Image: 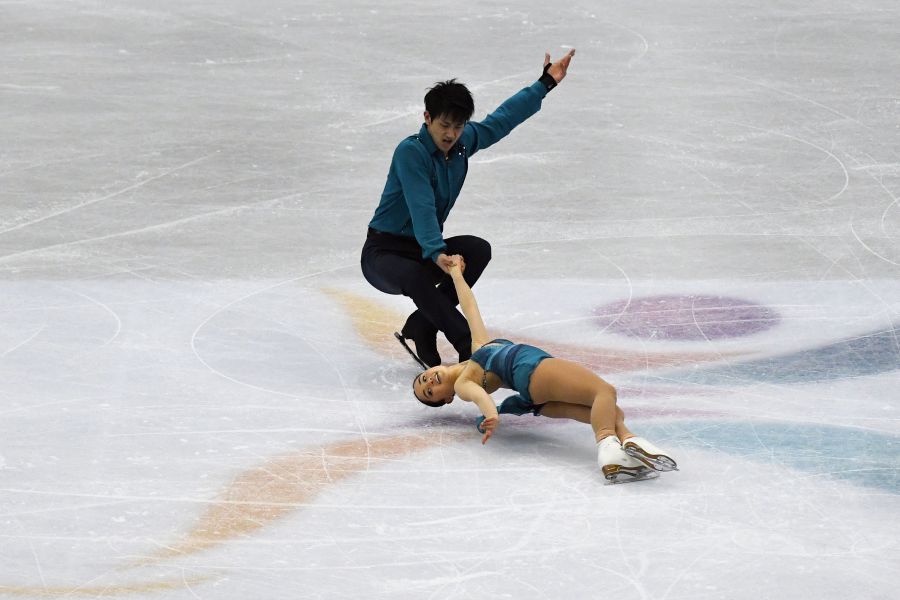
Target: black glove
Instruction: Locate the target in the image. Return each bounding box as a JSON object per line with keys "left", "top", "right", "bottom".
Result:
{"left": 538, "top": 62, "right": 557, "bottom": 92}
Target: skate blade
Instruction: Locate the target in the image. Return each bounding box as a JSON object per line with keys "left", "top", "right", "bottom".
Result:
{"left": 623, "top": 445, "right": 679, "bottom": 472}
{"left": 603, "top": 465, "right": 660, "bottom": 484}
{"left": 393, "top": 331, "right": 429, "bottom": 370}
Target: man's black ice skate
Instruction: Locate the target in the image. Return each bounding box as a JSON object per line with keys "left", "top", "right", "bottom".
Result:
{"left": 394, "top": 332, "right": 431, "bottom": 370}
{"left": 398, "top": 318, "right": 441, "bottom": 368}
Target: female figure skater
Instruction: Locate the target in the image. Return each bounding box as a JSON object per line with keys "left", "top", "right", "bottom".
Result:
{"left": 412, "top": 257, "right": 678, "bottom": 483}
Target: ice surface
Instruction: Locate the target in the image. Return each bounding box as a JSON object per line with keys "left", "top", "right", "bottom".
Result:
{"left": 1, "top": 1, "right": 899, "bottom": 598}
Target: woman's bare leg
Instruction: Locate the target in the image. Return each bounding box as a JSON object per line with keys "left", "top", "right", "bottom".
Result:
{"left": 527, "top": 358, "right": 618, "bottom": 443}
{"left": 540, "top": 404, "right": 636, "bottom": 444}
{"left": 539, "top": 402, "right": 590, "bottom": 423}
{"left": 529, "top": 360, "right": 660, "bottom": 480}
{"left": 615, "top": 407, "right": 635, "bottom": 442}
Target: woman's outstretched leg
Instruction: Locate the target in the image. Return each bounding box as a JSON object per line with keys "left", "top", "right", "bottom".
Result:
{"left": 529, "top": 359, "right": 659, "bottom": 482}
{"left": 537, "top": 404, "right": 637, "bottom": 447}
{"left": 538, "top": 402, "right": 589, "bottom": 423}
{"left": 528, "top": 359, "right": 618, "bottom": 442}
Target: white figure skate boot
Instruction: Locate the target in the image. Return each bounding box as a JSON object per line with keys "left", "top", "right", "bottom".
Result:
{"left": 597, "top": 436, "right": 659, "bottom": 484}
{"left": 622, "top": 436, "right": 678, "bottom": 472}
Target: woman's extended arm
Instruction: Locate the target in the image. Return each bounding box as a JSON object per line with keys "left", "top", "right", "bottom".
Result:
{"left": 447, "top": 259, "right": 490, "bottom": 350}
{"left": 454, "top": 378, "right": 499, "bottom": 444}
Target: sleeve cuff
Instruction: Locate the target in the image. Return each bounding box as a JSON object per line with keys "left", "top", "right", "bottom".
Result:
{"left": 538, "top": 61, "right": 558, "bottom": 93}
{"left": 429, "top": 248, "right": 448, "bottom": 262}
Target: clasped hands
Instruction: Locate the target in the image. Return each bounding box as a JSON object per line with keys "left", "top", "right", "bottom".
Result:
{"left": 436, "top": 253, "right": 466, "bottom": 274}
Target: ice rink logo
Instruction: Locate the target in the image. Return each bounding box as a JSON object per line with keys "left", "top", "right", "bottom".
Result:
{"left": 3, "top": 283, "right": 895, "bottom": 596}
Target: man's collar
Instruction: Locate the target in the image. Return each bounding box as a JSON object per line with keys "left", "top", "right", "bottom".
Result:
{"left": 417, "top": 123, "right": 439, "bottom": 155}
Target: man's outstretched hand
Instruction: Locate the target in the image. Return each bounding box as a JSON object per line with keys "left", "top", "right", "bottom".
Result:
{"left": 544, "top": 48, "right": 576, "bottom": 84}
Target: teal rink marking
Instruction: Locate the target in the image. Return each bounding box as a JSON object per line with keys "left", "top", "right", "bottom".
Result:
{"left": 637, "top": 420, "right": 900, "bottom": 494}
{"left": 649, "top": 327, "right": 900, "bottom": 385}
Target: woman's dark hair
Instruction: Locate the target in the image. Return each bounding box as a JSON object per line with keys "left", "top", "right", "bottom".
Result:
{"left": 412, "top": 373, "right": 447, "bottom": 407}
{"left": 424, "top": 79, "right": 474, "bottom": 124}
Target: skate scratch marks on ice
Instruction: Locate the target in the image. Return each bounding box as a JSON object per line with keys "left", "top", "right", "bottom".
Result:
{"left": 0, "top": 154, "right": 214, "bottom": 238}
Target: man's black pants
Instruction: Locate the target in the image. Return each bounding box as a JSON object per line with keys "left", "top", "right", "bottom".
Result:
{"left": 360, "top": 228, "right": 491, "bottom": 360}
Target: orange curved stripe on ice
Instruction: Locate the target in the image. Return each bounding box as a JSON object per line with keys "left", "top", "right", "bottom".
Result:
{"left": 0, "top": 433, "right": 464, "bottom": 594}
{"left": 0, "top": 576, "right": 211, "bottom": 598}
{"left": 148, "top": 430, "right": 462, "bottom": 562}
{"left": 325, "top": 288, "right": 744, "bottom": 372}
{"left": 322, "top": 287, "right": 401, "bottom": 349}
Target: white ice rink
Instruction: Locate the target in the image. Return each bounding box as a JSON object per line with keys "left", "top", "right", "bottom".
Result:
{"left": 2, "top": 1, "right": 899, "bottom": 598}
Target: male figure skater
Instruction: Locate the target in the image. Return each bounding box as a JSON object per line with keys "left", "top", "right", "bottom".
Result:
{"left": 361, "top": 49, "right": 576, "bottom": 367}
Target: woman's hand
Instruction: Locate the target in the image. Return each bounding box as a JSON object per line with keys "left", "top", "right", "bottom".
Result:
{"left": 480, "top": 416, "right": 498, "bottom": 444}
{"left": 447, "top": 254, "right": 466, "bottom": 274}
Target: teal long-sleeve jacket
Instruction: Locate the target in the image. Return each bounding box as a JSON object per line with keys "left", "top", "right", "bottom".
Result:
{"left": 368, "top": 80, "right": 549, "bottom": 262}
